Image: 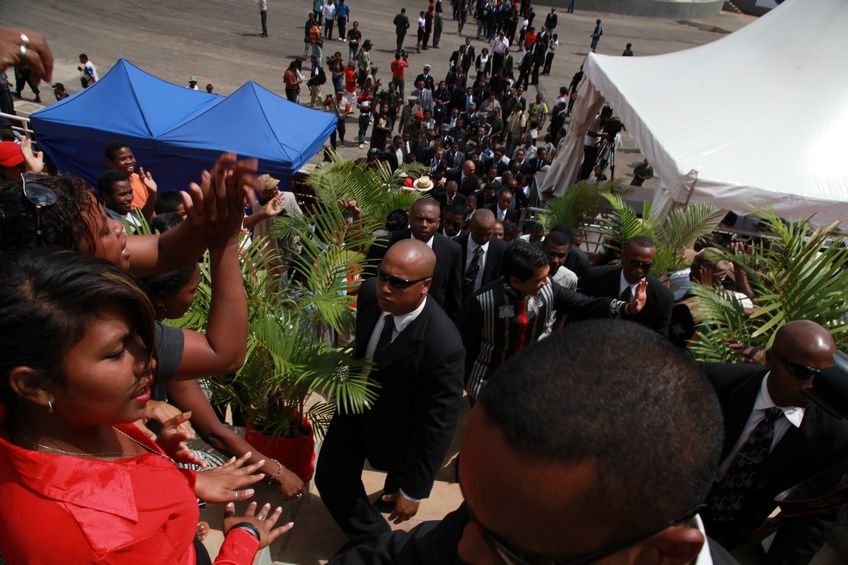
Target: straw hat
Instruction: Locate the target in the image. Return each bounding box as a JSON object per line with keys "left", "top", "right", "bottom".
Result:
{"left": 258, "top": 173, "right": 281, "bottom": 192}
{"left": 413, "top": 176, "right": 434, "bottom": 191}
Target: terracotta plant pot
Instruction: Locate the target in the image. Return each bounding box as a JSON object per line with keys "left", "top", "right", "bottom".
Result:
{"left": 245, "top": 420, "right": 316, "bottom": 482}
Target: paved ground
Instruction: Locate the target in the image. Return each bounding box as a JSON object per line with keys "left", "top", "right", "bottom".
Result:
{"left": 4, "top": 0, "right": 754, "bottom": 179}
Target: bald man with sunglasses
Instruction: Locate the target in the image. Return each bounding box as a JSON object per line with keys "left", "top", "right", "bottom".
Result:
{"left": 316, "top": 239, "right": 465, "bottom": 550}
{"left": 700, "top": 320, "right": 848, "bottom": 564}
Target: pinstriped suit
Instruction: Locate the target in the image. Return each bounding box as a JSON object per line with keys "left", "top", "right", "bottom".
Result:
{"left": 459, "top": 278, "right": 623, "bottom": 400}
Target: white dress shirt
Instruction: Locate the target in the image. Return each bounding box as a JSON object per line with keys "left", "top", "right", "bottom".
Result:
{"left": 410, "top": 232, "right": 434, "bottom": 248}
{"left": 717, "top": 372, "right": 805, "bottom": 478}
{"left": 618, "top": 270, "right": 639, "bottom": 300}
{"left": 495, "top": 205, "right": 509, "bottom": 222}
{"left": 465, "top": 237, "right": 489, "bottom": 291}
{"left": 364, "top": 297, "right": 428, "bottom": 361}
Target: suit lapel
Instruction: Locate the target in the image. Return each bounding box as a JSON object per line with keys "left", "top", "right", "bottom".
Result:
{"left": 356, "top": 281, "right": 381, "bottom": 359}
{"left": 722, "top": 371, "right": 766, "bottom": 457}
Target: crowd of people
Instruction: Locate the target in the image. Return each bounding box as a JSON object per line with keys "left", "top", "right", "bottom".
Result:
{"left": 0, "top": 5, "right": 846, "bottom": 565}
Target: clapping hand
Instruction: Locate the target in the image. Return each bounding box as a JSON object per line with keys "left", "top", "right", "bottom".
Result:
{"left": 138, "top": 166, "right": 158, "bottom": 195}
{"left": 0, "top": 27, "right": 53, "bottom": 83}
{"left": 223, "top": 501, "right": 294, "bottom": 549}
{"left": 155, "top": 411, "right": 203, "bottom": 467}
{"left": 181, "top": 153, "right": 259, "bottom": 250}
{"left": 19, "top": 135, "right": 44, "bottom": 174}
{"left": 194, "top": 451, "right": 265, "bottom": 503}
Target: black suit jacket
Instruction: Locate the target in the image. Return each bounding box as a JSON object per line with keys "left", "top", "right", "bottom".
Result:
{"left": 347, "top": 278, "right": 465, "bottom": 499}
{"left": 486, "top": 203, "right": 519, "bottom": 225}
{"left": 701, "top": 363, "right": 848, "bottom": 565}
{"left": 366, "top": 229, "right": 463, "bottom": 321}
{"left": 446, "top": 168, "right": 480, "bottom": 196}
{"left": 434, "top": 190, "right": 467, "bottom": 212}
{"left": 454, "top": 233, "right": 507, "bottom": 298}
{"left": 578, "top": 265, "right": 673, "bottom": 336}
{"left": 331, "top": 504, "right": 740, "bottom": 565}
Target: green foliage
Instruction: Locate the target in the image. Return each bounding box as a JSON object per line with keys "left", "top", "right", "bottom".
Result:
{"left": 540, "top": 180, "right": 628, "bottom": 230}
{"left": 600, "top": 194, "right": 726, "bottom": 279}
{"left": 690, "top": 214, "right": 848, "bottom": 362}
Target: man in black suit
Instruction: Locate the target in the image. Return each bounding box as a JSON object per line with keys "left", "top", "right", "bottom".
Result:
{"left": 433, "top": 179, "right": 466, "bottom": 212}
{"left": 332, "top": 320, "right": 732, "bottom": 564}
{"left": 578, "top": 236, "right": 673, "bottom": 336}
{"left": 316, "top": 239, "right": 465, "bottom": 549}
{"left": 384, "top": 135, "right": 407, "bottom": 171}
{"left": 446, "top": 159, "right": 480, "bottom": 196}
{"left": 366, "top": 199, "right": 463, "bottom": 320}
{"left": 487, "top": 187, "right": 519, "bottom": 225}
{"left": 701, "top": 320, "right": 848, "bottom": 564}
{"left": 454, "top": 208, "right": 507, "bottom": 301}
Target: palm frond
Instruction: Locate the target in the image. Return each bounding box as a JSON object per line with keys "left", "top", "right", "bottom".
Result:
{"left": 690, "top": 212, "right": 848, "bottom": 360}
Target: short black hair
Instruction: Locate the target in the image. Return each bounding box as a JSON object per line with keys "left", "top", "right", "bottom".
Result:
{"left": 625, "top": 235, "right": 656, "bottom": 251}
{"left": 445, "top": 202, "right": 467, "bottom": 218}
{"left": 155, "top": 191, "right": 184, "bottom": 215}
{"left": 104, "top": 141, "right": 129, "bottom": 162}
{"left": 501, "top": 241, "right": 547, "bottom": 282}
{"left": 479, "top": 320, "right": 723, "bottom": 534}
{"left": 96, "top": 169, "right": 128, "bottom": 196}
{"left": 385, "top": 208, "right": 409, "bottom": 232}
{"left": 151, "top": 212, "right": 184, "bottom": 234}
{"left": 544, "top": 230, "right": 570, "bottom": 247}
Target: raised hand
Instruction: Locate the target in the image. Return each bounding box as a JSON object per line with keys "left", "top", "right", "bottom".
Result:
{"left": 0, "top": 28, "right": 53, "bottom": 84}
{"left": 181, "top": 153, "right": 259, "bottom": 250}
{"left": 194, "top": 451, "right": 265, "bottom": 503}
{"left": 138, "top": 166, "right": 158, "bottom": 194}
{"left": 19, "top": 135, "right": 44, "bottom": 174}
{"left": 223, "top": 501, "right": 294, "bottom": 549}
{"left": 628, "top": 278, "right": 648, "bottom": 315}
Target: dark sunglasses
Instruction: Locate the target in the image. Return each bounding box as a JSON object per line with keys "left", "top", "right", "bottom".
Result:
{"left": 772, "top": 350, "right": 822, "bottom": 380}
{"left": 461, "top": 481, "right": 702, "bottom": 565}
{"left": 21, "top": 174, "right": 58, "bottom": 247}
{"left": 627, "top": 258, "right": 653, "bottom": 271}
{"left": 377, "top": 268, "right": 431, "bottom": 290}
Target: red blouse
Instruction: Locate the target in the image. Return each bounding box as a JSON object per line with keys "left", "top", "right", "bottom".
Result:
{"left": 0, "top": 421, "right": 259, "bottom": 564}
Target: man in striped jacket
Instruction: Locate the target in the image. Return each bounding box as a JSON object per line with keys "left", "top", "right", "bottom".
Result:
{"left": 460, "top": 241, "right": 647, "bottom": 400}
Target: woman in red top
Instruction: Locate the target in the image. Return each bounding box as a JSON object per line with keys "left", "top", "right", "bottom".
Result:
{"left": 0, "top": 251, "right": 293, "bottom": 564}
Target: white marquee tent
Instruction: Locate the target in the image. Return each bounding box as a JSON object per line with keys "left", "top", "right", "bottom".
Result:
{"left": 539, "top": 0, "right": 848, "bottom": 225}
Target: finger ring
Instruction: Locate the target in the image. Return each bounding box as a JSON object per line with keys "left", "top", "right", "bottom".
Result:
{"left": 20, "top": 33, "right": 30, "bottom": 48}
{"left": 295, "top": 492, "right": 303, "bottom": 500}
{"left": 18, "top": 45, "right": 27, "bottom": 64}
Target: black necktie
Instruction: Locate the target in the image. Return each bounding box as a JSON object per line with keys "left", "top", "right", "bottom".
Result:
{"left": 375, "top": 314, "right": 395, "bottom": 354}
{"left": 463, "top": 246, "right": 484, "bottom": 296}
{"left": 707, "top": 407, "right": 784, "bottom": 524}
{"left": 619, "top": 285, "right": 632, "bottom": 302}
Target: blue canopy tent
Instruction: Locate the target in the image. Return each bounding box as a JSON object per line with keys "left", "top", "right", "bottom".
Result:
{"left": 30, "top": 59, "right": 335, "bottom": 190}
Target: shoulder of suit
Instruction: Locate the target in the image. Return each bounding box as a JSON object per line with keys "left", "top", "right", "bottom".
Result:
{"left": 646, "top": 274, "right": 674, "bottom": 298}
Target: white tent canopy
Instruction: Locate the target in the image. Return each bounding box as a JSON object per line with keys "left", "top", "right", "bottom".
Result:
{"left": 540, "top": 0, "right": 848, "bottom": 225}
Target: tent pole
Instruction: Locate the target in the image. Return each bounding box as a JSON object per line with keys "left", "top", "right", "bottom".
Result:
{"left": 683, "top": 170, "right": 699, "bottom": 207}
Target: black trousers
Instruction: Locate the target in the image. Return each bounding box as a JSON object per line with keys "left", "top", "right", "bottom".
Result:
{"left": 14, "top": 66, "right": 39, "bottom": 96}
{"left": 337, "top": 16, "right": 347, "bottom": 38}
{"left": 325, "top": 18, "right": 334, "bottom": 39}
{"left": 315, "top": 414, "right": 395, "bottom": 546}
{"left": 260, "top": 10, "right": 268, "bottom": 35}
{"left": 396, "top": 32, "right": 405, "bottom": 52}
{"left": 543, "top": 51, "right": 555, "bottom": 74}
{"left": 578, "top": 145, "right": 600, "bottom": 180}
{"left": 330, "top": 120, "right": 346, "bottom": 149}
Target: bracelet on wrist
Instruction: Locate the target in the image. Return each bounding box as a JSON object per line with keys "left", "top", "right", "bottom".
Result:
{"left": 267, "top": 458, "right": 283, "bottom": 484}
{"left": 231, "top": 522, "right": 261, "bottom": 541}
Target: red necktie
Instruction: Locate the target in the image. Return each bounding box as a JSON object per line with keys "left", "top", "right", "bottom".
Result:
{"left": 515, "top": 297, "right": 529, "bottom": 352}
